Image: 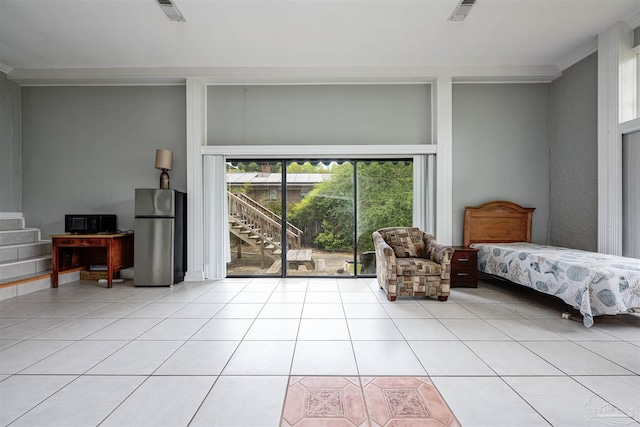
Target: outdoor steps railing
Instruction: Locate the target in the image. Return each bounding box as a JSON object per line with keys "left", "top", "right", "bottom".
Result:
{"left": 228, "top": 192, "right": 303, "bottom": 250}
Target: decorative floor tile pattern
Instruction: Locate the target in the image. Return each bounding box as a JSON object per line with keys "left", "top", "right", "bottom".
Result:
{"left": 282, "top": 377, "right": 367, "bottom": 427}
{"left": 281, "top": 376, "right": 460, "bottom": 427}
{"left": 363, "top": 377, "right": 460, "bottom": 427}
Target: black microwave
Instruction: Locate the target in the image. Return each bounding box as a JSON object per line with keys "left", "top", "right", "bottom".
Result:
{"left": 65, "top": 214, "right": 117, "bottom": 234}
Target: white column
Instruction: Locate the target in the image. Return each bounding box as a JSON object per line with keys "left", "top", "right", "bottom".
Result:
{"left": 598, "top": 22, "right": 633, "bottom": 255}
{"left": 434, "top": 75, "right": 453, "bottom": 245}
{"left": 184, "top": 78, "right": 206, "bottom": 281}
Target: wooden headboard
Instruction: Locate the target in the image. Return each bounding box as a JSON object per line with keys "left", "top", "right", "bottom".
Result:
{"left": 463, "top": 200, "right": 535, "bottom": 247}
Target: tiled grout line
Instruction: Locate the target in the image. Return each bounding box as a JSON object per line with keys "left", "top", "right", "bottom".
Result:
{"left": 277, "top": 278, "right": 309, "bottom": 426}
{"left": 175, "top": 277, "right": 259, "bottom": 425}
{"left": 426, "top": 293, "right": 573, "bottom": 424}
{"left": 337, "top": 278, "right": 453, "bottom": 424}
{"left": 6, "top": 283, "right": 187, "bottom": 374}
{"left": 572, "top": 340, "right": 640, "bottom": 372}
{"left": 2, "top": 278, "right": 639, "bottom": 426}
{"left": 89, "top": 279, "right": 260, "bottom": 427}
{"left": 336, "top": 278, "right": 362, "bottom": 380}
{"left": 566, "top": 375, "right": 639, "bottom": 420}
{"left": 195, "top": 278, "right": 295, "bottom": 381}
{"left": 499, "top": 376, "right": 555, "bottom": 427}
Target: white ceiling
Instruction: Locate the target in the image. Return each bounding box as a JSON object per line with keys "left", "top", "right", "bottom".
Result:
{"left": 1, "top": 0, "right": 639, "bottom": 83}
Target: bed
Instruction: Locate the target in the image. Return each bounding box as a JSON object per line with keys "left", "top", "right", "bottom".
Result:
{"left": 463, "top": 200, "right": 640, "bottom": 327}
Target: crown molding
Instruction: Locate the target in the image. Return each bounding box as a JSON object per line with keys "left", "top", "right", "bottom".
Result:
{"left": 6, "top": 64, "right": 562, "bottom": 86}
{"left": 556, "top": 38, "right": 598, "bottom": 71}
{"left": 555, "top": 14, "right": 640, "bottom": 73}
{"left": 628, "top": 12, "right": 640, "bottom": 29}
{"left": 7, "top": 67, "right": 186, "bottom": 86}
{"left": 0, "top": 62, "right": 13, "bottom": 74}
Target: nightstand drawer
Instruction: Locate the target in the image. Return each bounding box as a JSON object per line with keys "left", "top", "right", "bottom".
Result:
{"left": 452, "top": 269, "right": 477, "bottom": 281}
{"left": 451, "top": 252, "right": 474, "bottom": 264}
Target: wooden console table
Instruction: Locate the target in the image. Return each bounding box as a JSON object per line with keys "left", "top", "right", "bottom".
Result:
{"left": 51, "top": 233, "right": 134, "bottom": 288}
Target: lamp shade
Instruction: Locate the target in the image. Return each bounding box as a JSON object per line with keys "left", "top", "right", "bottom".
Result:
{"left": 155, "top": 149, "right": 173, "bottom": 171}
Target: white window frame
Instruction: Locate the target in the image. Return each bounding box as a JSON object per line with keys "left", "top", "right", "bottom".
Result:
{"left": 202, "top": 146, "right": 438, "bottom": 279}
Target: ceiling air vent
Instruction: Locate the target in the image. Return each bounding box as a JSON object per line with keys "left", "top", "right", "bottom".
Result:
{"left": 156, "top": 0, "right": 186, "bottom": 22}
{"left": 448, "top": 0, "right": 477, "bottom": 22}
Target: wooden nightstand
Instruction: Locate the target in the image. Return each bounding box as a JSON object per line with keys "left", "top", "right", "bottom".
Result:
{"left": 450, "top": 246, "right": 478, "bottom": 288}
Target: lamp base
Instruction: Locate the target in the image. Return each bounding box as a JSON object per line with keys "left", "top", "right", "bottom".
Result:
{"left": 159, "top": 170, "right": 170, "bottom": 189}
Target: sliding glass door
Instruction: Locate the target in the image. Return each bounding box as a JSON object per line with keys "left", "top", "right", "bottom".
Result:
{"left": 285, "top": 161, "right": 355, "bottom": 277}
{"left": 225, "top": 158, "right": 412, "bottom": 277}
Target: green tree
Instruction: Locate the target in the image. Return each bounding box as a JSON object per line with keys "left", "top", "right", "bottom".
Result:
{"left": 289, "top": 162, "right": 354, "bottom": 251}
{"left": 356, "top": 161, "right": 412, "bottom": 251}
{"left": 288, "top": 161, "right": 412, "bottom": 252}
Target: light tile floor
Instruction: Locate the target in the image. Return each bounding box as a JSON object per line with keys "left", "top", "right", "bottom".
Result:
{"left": 0, "top": 277, "right": 639, "bottom": 427}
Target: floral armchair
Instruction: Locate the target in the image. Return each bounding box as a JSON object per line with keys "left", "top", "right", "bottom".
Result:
{"left": 372, "top": 227, "right": 453, "bottom": 301}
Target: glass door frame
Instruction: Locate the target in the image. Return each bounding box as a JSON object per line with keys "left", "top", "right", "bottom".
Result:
{"left": 225, "top": 157, "right": 414, "bottom": 279}
{"left": 202, "top": 146, "right": 437, "bottom": 281}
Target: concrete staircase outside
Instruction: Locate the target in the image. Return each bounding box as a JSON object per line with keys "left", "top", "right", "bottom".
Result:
{"left": 0, "top": 215, "right": 78, "bottom": 301}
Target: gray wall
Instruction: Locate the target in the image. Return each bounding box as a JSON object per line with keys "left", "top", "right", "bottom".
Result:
{"left": 548, "top": 53, "right": 598, "bottom": 251}
{"left": 452, "top": 84, "right": 551, "bottom": 245}
{"left": 207, "top": 84, "right": 432, "bottom": 145}
{"left": 0, "top": 71, "right": 22, "bottom": 212}
{"left": 22, "top": 86, "right": 186, "bottom": 238}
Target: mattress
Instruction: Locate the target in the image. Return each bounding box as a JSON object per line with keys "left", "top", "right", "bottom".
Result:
{"left": 471, "top": 242, "right": 640, "bottom": 327}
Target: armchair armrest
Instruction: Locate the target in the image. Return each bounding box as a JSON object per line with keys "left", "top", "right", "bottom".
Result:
{"left": 425, "top": 239, "right": 453, "bottom": 264}
{"left": 372, "top": 231, "right": 396, "bottom": 268}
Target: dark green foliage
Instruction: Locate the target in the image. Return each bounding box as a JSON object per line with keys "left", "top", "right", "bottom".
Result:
{"left": 288, "top": 161, "right": 412, "bottom": 252}
{"left": 356, "top": 161, "right": 413, "bottom": 251}
{"left": 288, "top": 163, "right": 354, "bottom": 251}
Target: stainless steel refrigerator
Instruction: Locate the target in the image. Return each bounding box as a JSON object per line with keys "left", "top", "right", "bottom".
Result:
{"left": 134, "top": 189, "right": 186, "bottom": 287}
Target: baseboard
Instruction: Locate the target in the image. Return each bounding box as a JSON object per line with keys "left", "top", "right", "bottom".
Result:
{"left": 184, "top": 270, "right": 206, "bottom": 282}
{"left": 0, "top": 267, "right": 83, "bottom": 301}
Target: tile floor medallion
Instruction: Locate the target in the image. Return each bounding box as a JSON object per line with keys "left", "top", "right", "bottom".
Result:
{"left": 281, "top": 376, "right": 459, "bottom": 427}
{"left": 282, "top": 376, "right": 367, "bottom": 426}
{"left": 362, "top": 377, "right": 460, "bottom": 427}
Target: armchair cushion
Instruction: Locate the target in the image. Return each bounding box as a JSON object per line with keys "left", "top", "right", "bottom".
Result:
{"left": 378, "top": 227, "right": 426, "bottom": 258}
{"left": 395, "top": 258, "right": 441, "bottom": 276}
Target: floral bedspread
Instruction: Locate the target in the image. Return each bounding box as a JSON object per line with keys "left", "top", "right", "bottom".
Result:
{"left": 471, "top": 242, "right": 640, "bottom": 327}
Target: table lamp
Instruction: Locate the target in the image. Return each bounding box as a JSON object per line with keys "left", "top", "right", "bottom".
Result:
{"left": 155, "top": 149, "right": 173, "bottom": 189}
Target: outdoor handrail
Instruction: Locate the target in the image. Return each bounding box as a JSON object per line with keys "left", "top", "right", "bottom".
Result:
{"left": 231, "top": 192, "right": 304, "bottom": 237}
{"left": 228, "top": 192, "right": 302, "bottom": 249}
